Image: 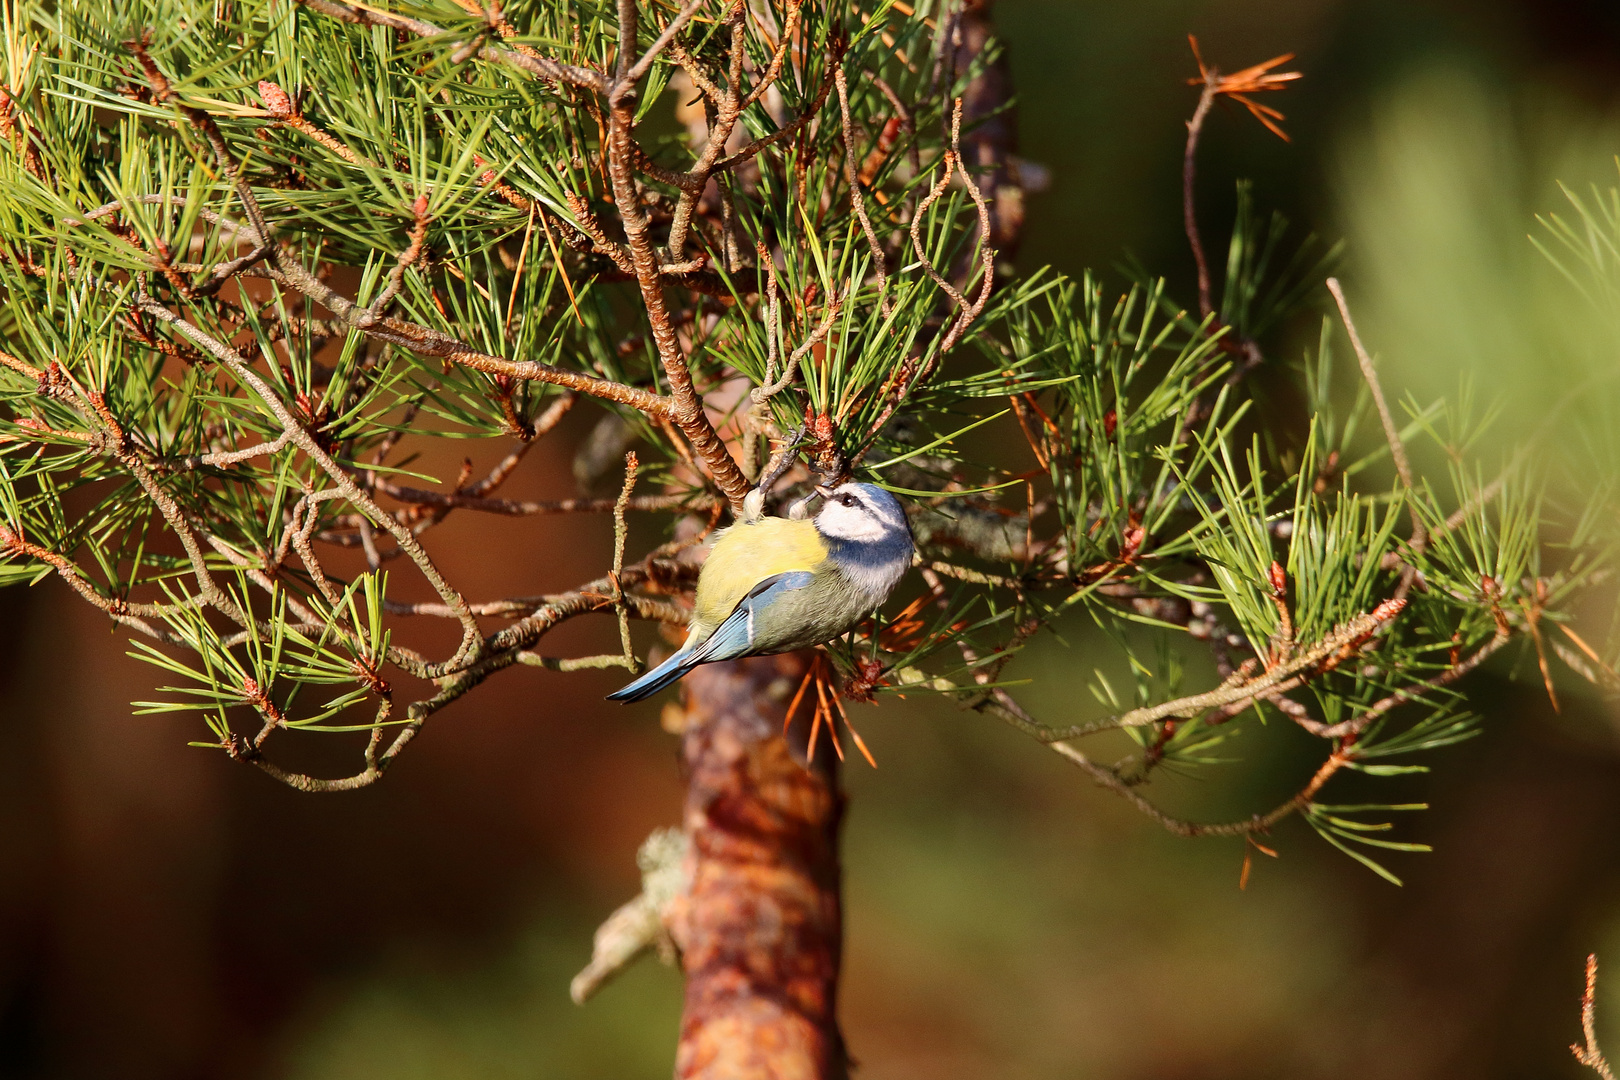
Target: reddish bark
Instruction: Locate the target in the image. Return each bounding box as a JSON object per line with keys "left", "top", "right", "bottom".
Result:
{"left": 668, "top": 653, "right": 847, "bottom": 1080}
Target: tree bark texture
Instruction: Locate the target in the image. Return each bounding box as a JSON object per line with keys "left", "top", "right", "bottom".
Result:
{"left": 669, "top": 653, "right": 847, "bottom": 1080}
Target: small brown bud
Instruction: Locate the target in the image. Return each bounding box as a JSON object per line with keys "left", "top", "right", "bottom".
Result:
{"left": 1268, "top": 560, "right": 1286, "bottom": 596}
{"left": 257, "top": 80, "right": 294, "bottom": 118}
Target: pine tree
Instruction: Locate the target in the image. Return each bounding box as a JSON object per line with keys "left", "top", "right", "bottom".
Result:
{"left": 0, "top": 1, "right": 1613, "bottom": 1075}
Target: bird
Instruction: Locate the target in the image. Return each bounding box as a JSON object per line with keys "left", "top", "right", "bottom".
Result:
{"left": 607, "top": 481, "right": 914, "bottom": 702}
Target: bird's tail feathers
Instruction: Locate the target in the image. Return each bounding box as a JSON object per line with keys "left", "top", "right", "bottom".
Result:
{"left": 605, "top": 646, "right": 696, "bottom": 703}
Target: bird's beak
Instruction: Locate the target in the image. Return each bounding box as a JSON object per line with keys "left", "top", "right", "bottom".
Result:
{"left": 814, "top": 485, "right": 833, "bottom": 498}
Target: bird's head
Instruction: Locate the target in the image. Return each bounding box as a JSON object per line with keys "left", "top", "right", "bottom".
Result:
{"left": 812, "top": 482, "right": 911, "bottom": 546}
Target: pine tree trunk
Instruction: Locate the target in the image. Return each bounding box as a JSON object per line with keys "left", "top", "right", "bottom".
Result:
{"left": 667, "top": 653, "right": 846, "bottom": 1080}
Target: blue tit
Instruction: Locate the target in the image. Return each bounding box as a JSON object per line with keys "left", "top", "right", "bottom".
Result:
{"left": 607, "top": 482, "right": 914, "bottom": 702}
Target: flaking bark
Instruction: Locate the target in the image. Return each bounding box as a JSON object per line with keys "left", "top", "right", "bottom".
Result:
{"left": 668, "top": 654, "right": 847, "bottom": 1080}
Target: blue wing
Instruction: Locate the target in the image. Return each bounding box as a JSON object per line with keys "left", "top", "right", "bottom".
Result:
{"left": 606, "top": 570, "right": 814, "bottom": 702}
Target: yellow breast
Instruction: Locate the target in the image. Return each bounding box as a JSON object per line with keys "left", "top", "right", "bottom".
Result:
{"left": 694, "top": 517, "right": 828, "bottom": 628}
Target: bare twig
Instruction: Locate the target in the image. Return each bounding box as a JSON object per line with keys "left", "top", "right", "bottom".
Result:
{"left": 233, "top": 552, "right": 696, "bottom": 791}
{"left": 1183, "top": 73, "right": 1218, "bottom": 320}
{"left": 1313, "top": 624, "right": 1512, "bottom": 740}
{"left": 617, "top": 0, "right": 711, "bottom": 91}
{"left": 168, "top": 429, "right": 293, "bottom": 470}
{"left": 1179, "top": 37, "right": 1298, "bottom": 370}
{"left": 518, "top": 651, "right": 639, "bottom": 671}
{"left": 612, "top": 452, "right": 640, "bottom": 669}
{"left": 905, "top": 100, "right": 993, "bottom": 359}
{"left": 1040, "top": 600, "right": 1407, "bottom": 741}
{"left": 1574, "top": 954, "right": 1618, "bottom": 1080}
{"left": 710, "top": 45, "right": 841, "bottom": 174}
{"left": 613, "top": 0, "right": 638, "bottom": 83}
{"left": 371, "top": 477, "right": 709, "bottom": 518}
{"left": 750, "top": 293, "right": 843, "bottom": 404}
{"left": 604, "top": 84, "right": 751, "bottom": 509}
{"left": 1328, "top": 277, "right": 1427, "bottom": 595}
{"left": 372, "top": 194, "right": 431, "bottom": 314}
{"left": 908, "top": 143, "right": 963, "bottom": 307}
{"left": 940, "top": 102, "right": 995, "bottom": 353}
{"left": 835, "top": 67, "right": 892, "bottom": 317}
{"left": 1065, "top": 714, "right": 1345, "bottom": 836}
{"left": 0, "top": 526, "right": 178, "bottom": 642}
{"left": 258, "top": 79, "right": 378, "bottom": 168}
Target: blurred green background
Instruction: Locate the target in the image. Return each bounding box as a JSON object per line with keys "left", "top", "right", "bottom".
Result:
{"left": 5, "top": 1, "right": 1620, "bottom": 1077}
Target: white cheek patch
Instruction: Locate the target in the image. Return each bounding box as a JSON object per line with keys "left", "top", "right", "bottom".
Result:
{"left": 820, "top": 505, "right": 887, "bottom": 542}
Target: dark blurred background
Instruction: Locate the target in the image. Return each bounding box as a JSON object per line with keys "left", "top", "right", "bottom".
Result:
{"left": 5, "top": 1, "right": 1620, "bottom": 1077}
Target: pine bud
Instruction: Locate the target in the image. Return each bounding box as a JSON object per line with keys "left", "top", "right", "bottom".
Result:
{"left": 258, "top": 80, "right": 293, "bottom": 118}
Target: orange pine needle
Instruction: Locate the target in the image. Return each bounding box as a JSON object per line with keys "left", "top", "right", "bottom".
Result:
{"left": 1187, "top": 35, "right": 1302, "bottom": 143}
{"left": 891, "top": 592, "right": 932, "bottom": 624}
{"left": 1529, "top": 622, "right": 1562, "bottom": 714}
{"left": 1239, "top": 836, "right": 1279, "bottom": 890}
{"left": 813, "top": 669, "right": 844, "bottom": 761}
{"left": 1560, "top": 623, "right": 1619, "bottom": 682}
{"left": 785, "top": 656, "right": 882, "bottom": 769}
{"left": 829, "top": 688, "right": 877, "bottom": 768}
{"left": 1020, "top": 391, "right": 1062, "bottom": 436}
{"left": 825, "top": 710, "right": 843, "bottom": 760}
{"left": 783, "top": 666, "right": 816, "bottom": 735}
{"left": 1188, "top": 33, "right": 1208, "bottom": 75}
{"left": 878, "top": 592, "right": 933, "bottom": 652}
{"left": 805, "top": 693, "right": 823, "bottom": 761}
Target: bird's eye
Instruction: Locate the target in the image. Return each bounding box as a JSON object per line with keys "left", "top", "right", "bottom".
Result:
{"left": 840, "top": 494, "right": 857, "bottom": 507}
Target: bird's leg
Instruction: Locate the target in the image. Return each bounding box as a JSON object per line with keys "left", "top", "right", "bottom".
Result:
{"left": 748, "top": 424, "right": 808, "bottom": 523}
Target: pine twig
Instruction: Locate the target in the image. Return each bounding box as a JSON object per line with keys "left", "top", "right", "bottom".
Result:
{"left": 612, "top": 452, "right": 640, "bottom": 671}
{"left": 1328, "top": 277, "right": 1427, "bottom": 597}
{"left": 1574, "top": 954, "right": 1618, "bottom": 1080}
